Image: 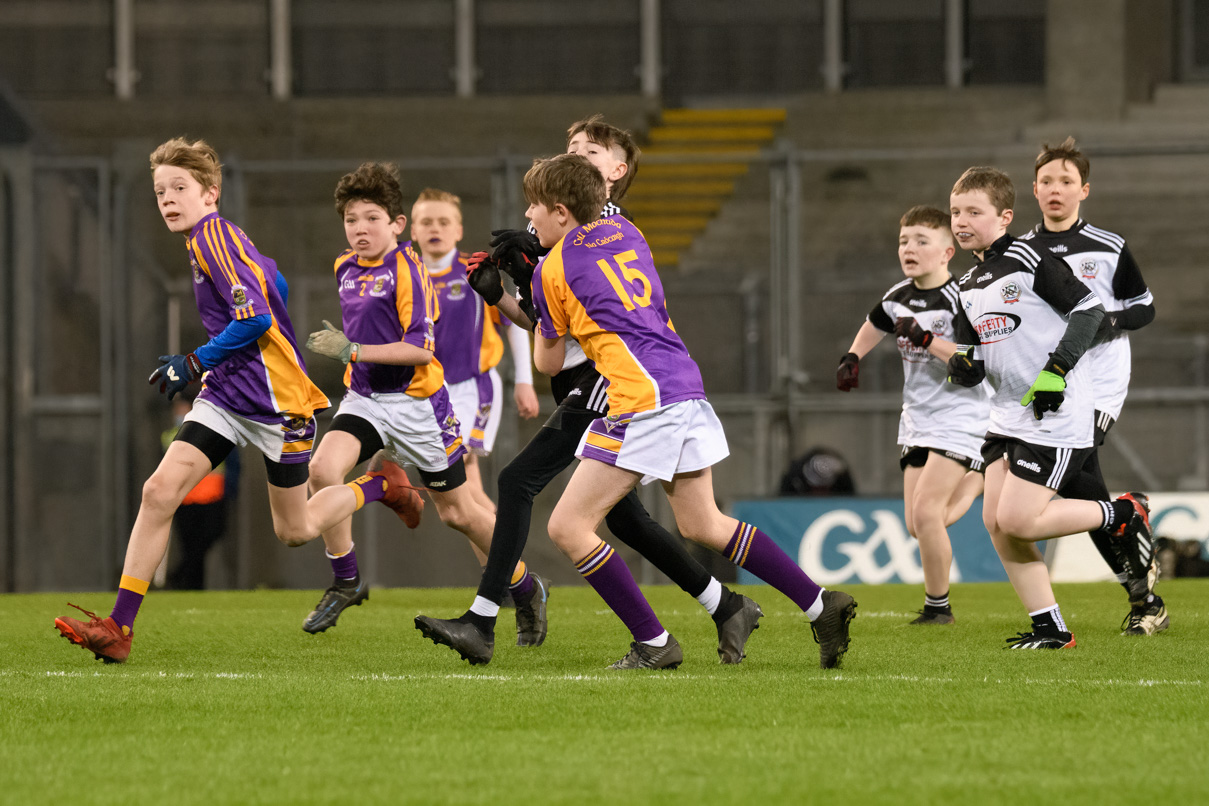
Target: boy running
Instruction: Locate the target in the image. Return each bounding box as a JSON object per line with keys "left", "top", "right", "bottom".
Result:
{"left": 838, "top": 205, "right": 987, "bottom": 625}
{"left": 299, "top": 163, "right": 547, "bottom": 640}
{"left": 410, "top": 187, "right": 540, "bottom": 518}
{"left": 415, "top": 117, "right": 763, "bottom": 666}
{"left": 54, "top": 138, "right": 391, "bottom": 663}
{"left": 487, "top": 153, "right": 855, "bottom": 669}
{"left": 946, "top": 166, "right": 1151, "bottom": 649}
{"left": 1020, "top": 138, "right": 1166, "bottom": 635}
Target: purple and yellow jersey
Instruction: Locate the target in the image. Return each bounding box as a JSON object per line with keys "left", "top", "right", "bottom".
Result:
{"left": 532, "top": 216, "right": 705, "bottom": 415}
{"left": 424, "top": 249, "right": 509, "bottom": 384}
{"left": 333, "top": 242, "right": 444, "bottom": 398}
{"left": 185, "top": 212, "right": 329, "bottom": 422}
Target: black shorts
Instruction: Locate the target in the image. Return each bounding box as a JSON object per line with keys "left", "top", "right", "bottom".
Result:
{"left": 327, "top": 414, "right": 466, "bottom": 492}
{"left": 900, "top": 445, "right": 985, "bottom": 473}
{"left": 545, "top": 361, "right": 610, "bottom": 435}
{"left": 981, "top": 434, "right": 1093, "bottom": 490}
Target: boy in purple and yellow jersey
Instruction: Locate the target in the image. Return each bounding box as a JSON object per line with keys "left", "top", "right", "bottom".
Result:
{"left": 527, "top": 153, "right": 856, "bottom": 670}
{"left": 410, "top": 188, "right": 539, "bottom": 519}
{"left": 55, "top": 138, "right": 393, "bottom": 663}
{"left": 416, "top": 117, "right": 763, "bottom": 668}
{"left": 299, "top": 162, "right": 546, "bottom": 639}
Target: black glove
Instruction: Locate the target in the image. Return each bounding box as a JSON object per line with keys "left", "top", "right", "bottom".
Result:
{"left": 894, "top": 316, "right": 934, "bottom": 348}
{"left": 836, "top": 352, "right": 860, "bottom": 392}
{"left": 466, "top": 250, "right": 504, "bottom": 305}
{"left": 1021, "top": 354, "right": 1071, "bottom": 420}
{"left": 149, "top": 353, "right": 204, "bottom": 400}
{"left": 489, "top": 229, "right": 545, "bottom": 289}
{"left": 946, "top": 346, "right": 985, "bottom": 387}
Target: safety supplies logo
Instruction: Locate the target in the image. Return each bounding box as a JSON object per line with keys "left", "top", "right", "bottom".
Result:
{"left": 971, "top": 312, "right": 1020, "bottom": 343}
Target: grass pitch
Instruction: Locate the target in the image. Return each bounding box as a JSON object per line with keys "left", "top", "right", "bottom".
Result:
{"left": 2, "top": 580, "right": 1207, "bottom": 805}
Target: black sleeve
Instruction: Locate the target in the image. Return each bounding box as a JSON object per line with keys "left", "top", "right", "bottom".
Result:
{"left": 1113, "top": 302, "right": 1155, "bottom": 331}
{"left": 867, "top": 299, "right": 895, "bottom": 333}
{"left": 1111, "top": 244, "right": 1150, "bottom": 302}
{"left": 1033, "top": 253, "right": 1098, "bottom": 314}
{"left": 951, "top": 304, "right": 980, "bottom": 346}
{"left": 1051, "top": 305, "right": 1105, "bottom": 372}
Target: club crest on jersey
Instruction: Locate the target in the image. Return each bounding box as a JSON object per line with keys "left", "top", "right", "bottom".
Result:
{"left": 971, "top": 312, "right": 1021, "bottom": 343}
{"left": 190, "top": 257, "right": 205, "bottom": 284}
{"left": 369, "top": 276, "right": 388, "bottom": 297}
{"left": 231, "top": 284, "right": 252, "bottom": 313}
{"left": 424, "top": 317, "right": 435, "bottom": 342}
{"left": 1000, "top": 282, "right": 1021, "bottom": 304}
{"left": 1079, "top": 259, "right": 1100, "bottom": 279}
{"left": 931, "top": 317, "right": 946, "bottom": 333}
{"left": 447, "top": 279, "right": 467, "bottom": 301}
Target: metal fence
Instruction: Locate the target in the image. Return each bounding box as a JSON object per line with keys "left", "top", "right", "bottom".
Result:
{"left": 3, "top": 139, "right": 1209, "bottom": 593}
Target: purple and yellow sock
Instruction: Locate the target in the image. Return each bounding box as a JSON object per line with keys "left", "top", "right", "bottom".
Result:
{"left": 725, "top": 522, "right": 823, "bottom": 613}
{"left": 328, "top": 546, "right": 358, "bottom": 581}
{"left": 110, "top": 574, "right": 149, "bottom": 634}
{"left": 509, "top": 561, "right": 534, "bottom": 600}
{"left": 575, "top": 540, "right": 664, "bottom": 643}
{"left": 346, "top": 474, "right": 387, "bottom": 509}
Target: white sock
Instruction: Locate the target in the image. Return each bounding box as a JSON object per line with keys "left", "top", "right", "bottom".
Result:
{"left": 697, "top": 578, "right": 723, "bottom": 615}
{"left": 469, "top": 595, "right": 500, "bottom": 618}
{"left": 805, "top": 589, "right": 826, "bottom": 621}
{"left": 641, "top": 630, "right": 670, "bottom": 647}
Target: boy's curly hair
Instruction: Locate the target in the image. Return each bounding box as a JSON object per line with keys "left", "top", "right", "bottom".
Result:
{"left": 334, "top": 162, "right": 405, "bottom": 219}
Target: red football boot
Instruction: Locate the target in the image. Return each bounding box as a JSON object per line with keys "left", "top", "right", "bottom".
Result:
{"left": 368, "top": 458, "right": 425, "bottom": 529}
{"left": 54, "top": 603, "right": 132, "bottom": 663}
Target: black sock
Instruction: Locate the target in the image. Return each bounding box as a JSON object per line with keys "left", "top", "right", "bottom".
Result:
{"left": 1105, "top": 499, "right": 1135, "bottom": 533}
{"left": 334, "top": 574, "right": 360, "bottom": 588}
{"left": 712, "top": 586, "right": 744, "bottom": 623}
{"left": 459, "top": 610, "right": 495, "bottom": 633}
{"left": 1030, "top": 607, "right": 1067, "bottom": 635}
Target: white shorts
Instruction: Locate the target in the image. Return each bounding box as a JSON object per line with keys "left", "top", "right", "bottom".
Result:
{"left": 187, "top": 398, "right": 317, "bottom": 464}
{"left": 334, "top": 387, "right": 466, "bottom": 474}
{"left": 447, "top": 369, "right": 503, "bottom": 456}
{"left": 576, "top": 398, "right": 730, "bottom": 484}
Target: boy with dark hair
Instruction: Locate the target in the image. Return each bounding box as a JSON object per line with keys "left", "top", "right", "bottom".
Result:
{"left": 1019, "top": 137, "right": 1166, "bottom": 635}
{"left": 838, "top": 205, "right": 987, "bottom": 625}
{"left": 299, "top": 163, "right": 546, "bottom": 639}
{"left": 946, "top": 166, "right": 1151, "bottom": 649}
{"left": 415, "top": 118, "right": 763, "bottom": 666}
{"left": 55, "top": 139, "right": 389, "bottom": 663}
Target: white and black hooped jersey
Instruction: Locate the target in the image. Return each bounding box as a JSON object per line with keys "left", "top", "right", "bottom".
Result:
{"left": 1019, "top": 219, "right": 1152, "bottom": 419}
{"left": 953, "top": 234, "right": 1101, "bottom": 449}
{"left": 868, "top": 276, "right": 989, "bottom": 459}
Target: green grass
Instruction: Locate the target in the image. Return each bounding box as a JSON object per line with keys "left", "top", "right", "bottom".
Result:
{"left": 2, "top": 580, "right": 1207, "bottom": 805}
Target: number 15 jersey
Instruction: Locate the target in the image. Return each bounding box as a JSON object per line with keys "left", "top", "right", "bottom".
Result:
{"left": 532, "top": 216, "right": 705, "bottom": 415}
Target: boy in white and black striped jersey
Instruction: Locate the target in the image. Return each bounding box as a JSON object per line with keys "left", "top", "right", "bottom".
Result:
{"left": 1018, "top": 138, "right": 1166, "bottom": 636}
{"left": 838, "top": 206, "right": 987, "bottom": 625}
{"left": 946, "top": 167, "right": 1152, "bottom": 650}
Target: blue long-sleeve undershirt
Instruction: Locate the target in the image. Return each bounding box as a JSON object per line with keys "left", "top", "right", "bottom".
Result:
{"left": 193, "top": 273, "right": 290, "bottom": 369}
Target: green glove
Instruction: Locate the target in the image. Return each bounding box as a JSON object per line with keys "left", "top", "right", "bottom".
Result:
{"left": 1021, "top": 369, "right": 1066, "bottom": 420}
{"left": 306, "top": 320, "right": 358, "bottom": 364}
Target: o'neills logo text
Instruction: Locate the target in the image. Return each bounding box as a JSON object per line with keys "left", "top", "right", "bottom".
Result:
{"left": 574, "top": 219, "right": 624, "bottom": 248}
{"left": 971, "top": 312, "right": 1020, "bottom": 343}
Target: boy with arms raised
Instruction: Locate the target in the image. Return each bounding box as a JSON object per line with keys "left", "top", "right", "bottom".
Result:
{"left": 503, "top": 153, "right": 855, "bottom": 669}
{"left": 838, "top": 205, "right": 987, "bottom": 625}
{"left": 54, "top": 139, "right": 394, "bottom": 662}
{"left": 1020, "top": 138, "right": 1166, "bottom": 635}
{"left": 416, "top": 117, "right": 763, "bottom": 666}
{"left": 946, "top": 166, "right": 1150, "bottom": 649}
{"left": 300, "top": 163, "right": 547, "bottom": 639}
